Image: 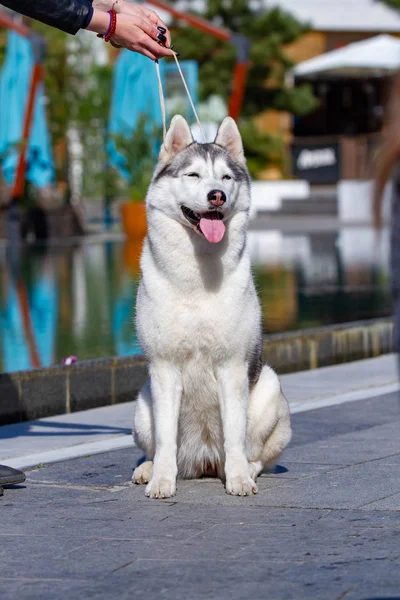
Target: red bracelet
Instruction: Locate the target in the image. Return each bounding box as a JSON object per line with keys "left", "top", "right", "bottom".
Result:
{"left": 105, "top": 9, "right": 117, "bottom": 42}
{"left": 97, "top": 9, "right": 117, "bottom": 43}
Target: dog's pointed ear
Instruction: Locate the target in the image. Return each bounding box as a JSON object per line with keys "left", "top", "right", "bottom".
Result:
{"left": 214, "top": 117, "right": 245, "bottom": 165}
{"left": 159, "top": 115, "right": 193, "bottom": 163}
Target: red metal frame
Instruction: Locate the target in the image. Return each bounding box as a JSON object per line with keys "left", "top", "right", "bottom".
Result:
{"left": 13, "top": 63, "right": 43, "bottom": 198}
{"left": 148, "top": 0, "right": 230, "bottom": 41}
{"left": 0, "top": 10, "right": 30, "bottom": 37}
{"left": 16, "top": 279, "right": 41, "bottom": 368}
{"left": 228, "top": 62, "right": 249, "bottom": 122}
{"left": 148, "top": 0, "right": 250, "bottom": 121}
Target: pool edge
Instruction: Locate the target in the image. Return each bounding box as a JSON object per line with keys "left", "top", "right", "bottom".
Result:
{"left": 0, "top": 317, "right": 394, "bottom": 426}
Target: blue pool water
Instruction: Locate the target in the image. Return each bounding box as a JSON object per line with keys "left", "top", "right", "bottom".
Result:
{"left": 0, "top": 228, "right": 392, "bottom": 373}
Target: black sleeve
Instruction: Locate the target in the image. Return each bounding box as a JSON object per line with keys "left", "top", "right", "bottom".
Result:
{"left": 0, "top": 0, "right": 93, "bottom": 35}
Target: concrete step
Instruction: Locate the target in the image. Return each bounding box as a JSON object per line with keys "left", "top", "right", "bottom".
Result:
{"left": 309, "top": 185, "right": 337, "bottom": 199}
{"left": 279, "top": 197, "right": 337, "bottom": 216}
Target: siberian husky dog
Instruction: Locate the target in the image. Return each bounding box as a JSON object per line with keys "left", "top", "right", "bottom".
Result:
{"left": 132, "top": 115, "right": 291, "bottom": 498}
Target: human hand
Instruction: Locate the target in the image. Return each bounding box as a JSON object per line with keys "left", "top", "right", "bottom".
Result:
{"left": 91, "top": 1, "right": 172, "bottom": 57}
{"left": 115, "top": 2, "right": 172, "bottom": 48}
{"left": 111, "top": 12, "right": 172, "bottom": 60}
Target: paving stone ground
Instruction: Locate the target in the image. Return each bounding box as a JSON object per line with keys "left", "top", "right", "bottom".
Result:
{"left": 1, "top": 392, "right": 400, "bottom": 600}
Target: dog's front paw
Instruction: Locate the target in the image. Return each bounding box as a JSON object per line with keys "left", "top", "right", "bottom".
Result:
{"left": 226, "top": 474, "right": 258, "bottom": 496}
{"left": 145, "top": 476, "right": 176, "bottom": 499}
{"left": 133, "top": 460, "right": 153, "bottom": 485}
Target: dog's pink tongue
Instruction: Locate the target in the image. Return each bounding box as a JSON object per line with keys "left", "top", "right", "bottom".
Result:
{"left": 199, "top": 214, "right": 226, "bottom": 243}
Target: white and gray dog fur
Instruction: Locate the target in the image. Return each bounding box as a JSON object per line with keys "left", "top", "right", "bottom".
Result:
{"left": 132, "top": 115, "right": 292, "bottom": 498}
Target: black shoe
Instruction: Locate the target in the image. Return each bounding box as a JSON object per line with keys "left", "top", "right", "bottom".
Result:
{"left": 0, "top": 465, "right": 26, "bottom": 486}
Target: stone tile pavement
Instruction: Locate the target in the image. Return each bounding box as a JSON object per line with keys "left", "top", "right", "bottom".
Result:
{"left": 1, "top": 390, "right": 400, "bottom": 599}
{"left": 1, "top": 354, "right": 399, "bottom": 470}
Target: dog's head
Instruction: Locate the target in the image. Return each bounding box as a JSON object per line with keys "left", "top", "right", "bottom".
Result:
{"left": 148, "top": 115, "right": 251, "bottom": 244}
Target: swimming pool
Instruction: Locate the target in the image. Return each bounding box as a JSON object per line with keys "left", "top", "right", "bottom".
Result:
{"left": 0, "top": 227, "right": 392, "bottom": 373}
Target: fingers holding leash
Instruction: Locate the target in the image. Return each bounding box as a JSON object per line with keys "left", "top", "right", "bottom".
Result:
{"left": 115, "top": 2, "right": 171, "bottom": 45}
{"left": 111, "top": 1, "right": 172, "bottom": 57}
{"left": 109, "top": 13, "right": 173, "bottom": 59}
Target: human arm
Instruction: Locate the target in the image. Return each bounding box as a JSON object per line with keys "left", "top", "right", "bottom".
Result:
{"left": 0, "top": 0, "right": 93, "bottom": 35}
{"left": 0, "top": 0, "right": 173, "bottom": 59}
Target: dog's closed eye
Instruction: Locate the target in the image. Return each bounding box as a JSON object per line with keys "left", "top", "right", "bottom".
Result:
{"left": 186, "top": 172, "right": 200, "bottom": 178}
{"left": 222, "top": 174, "right": 232, "bottom": 181}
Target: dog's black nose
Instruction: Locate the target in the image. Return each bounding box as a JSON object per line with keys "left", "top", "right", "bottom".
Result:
{"left": 208, "top": 189, "right": 226, "bottom": 207}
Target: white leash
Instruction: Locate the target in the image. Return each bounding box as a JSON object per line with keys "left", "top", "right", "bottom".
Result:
{"left": 155, "top": 59, "right": 167, "bottom": 140}
{"left": 155, "top": 51, "right": 206, "bottom": 143}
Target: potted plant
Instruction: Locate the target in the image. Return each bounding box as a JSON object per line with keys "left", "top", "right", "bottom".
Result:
{"left": 115, "top": 115, "right": 161, "bottom": 239}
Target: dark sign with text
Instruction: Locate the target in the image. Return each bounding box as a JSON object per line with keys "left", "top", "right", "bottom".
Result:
{"left": 291, "top": 142, "right": 340, "bottom": 183}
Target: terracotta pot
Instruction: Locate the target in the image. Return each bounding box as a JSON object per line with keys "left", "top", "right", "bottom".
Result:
{"left": 120, "top": 202, "right": 147, "bottom": 239}
{"left": 123, "top": 239, "right": 144, "bottom": 274}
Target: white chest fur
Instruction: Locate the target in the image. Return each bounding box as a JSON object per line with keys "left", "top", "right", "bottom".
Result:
{"left": 136, "top": 215, "right": 261, "bottom": 364}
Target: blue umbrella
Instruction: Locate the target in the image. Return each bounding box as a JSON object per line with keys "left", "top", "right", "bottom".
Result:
{"left": 0, "top": 31, "right": 54, "bottom": 188}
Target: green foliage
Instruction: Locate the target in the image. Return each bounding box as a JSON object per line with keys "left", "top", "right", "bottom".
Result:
{"left": 169, "top": 0, "right": 318, "bottom": 175}
{"left": 30, "top": 22, "right": 113, "bottom": 198}
{"left": 377, "top": 0, "right": 400, "bottom": 7}
{"left": 238, "top": 120, "right": 284, "bottom": 178}
{"left": 111, "top": 115, "right": 162, "bottom": 202}
{"left": 170, "top": 0, "right": 317, "bottom": 118}
{"left": 76, "top": 62, "right": 114, "bottom": 199}
{"left": 31, "top": 23, "right": 72, "bottom": 148}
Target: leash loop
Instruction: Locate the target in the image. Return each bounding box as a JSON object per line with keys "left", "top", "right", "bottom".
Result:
{"left": 155, "top": 50, "right": 206, "bottom": 143}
